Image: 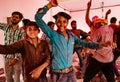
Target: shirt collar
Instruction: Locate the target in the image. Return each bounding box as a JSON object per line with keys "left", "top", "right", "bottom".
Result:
{"left": 26, "top": 37, "right": 41, "bottom": 44}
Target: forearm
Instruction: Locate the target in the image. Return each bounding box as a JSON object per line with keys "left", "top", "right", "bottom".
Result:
{"left": 38, "top": 60, "right": 50, "bottom": 71}
{"left": 0, "top": 23, "right": 9, "bottom": 30}
{"left": 35, "top": 6, "right": 54, "bottom": 38}
{"left": 85, "top": 6, "right": 91, "bottom": 27}
{"left": 75, "top": 37, "right": 99, "bottom": 49}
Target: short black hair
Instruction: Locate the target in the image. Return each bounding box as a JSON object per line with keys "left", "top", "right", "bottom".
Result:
{"left": 22, "top": 19, "right": 30, "bottom": 26}
{"left": 26, "top": 21, "right": 40, "bottom": 31}
{"left": 47, "top": 21, "right": 55, "bottom": 27}
{"left": 71, "top": 20, "right": 76, "bottom": 25}
{"left": 12, "top": 11, "right": 23, "bottom": 20}
{"left": 53, "top": 12, "right": 71, "bottom": 21}
{"left": 110, "top": 17, "right": 117, "bottom": 23}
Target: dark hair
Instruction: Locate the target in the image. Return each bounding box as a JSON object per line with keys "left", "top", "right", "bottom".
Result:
{"left": 47, "top": 21, "right": 55, "bottom": 27}
{"left": 26, "top": 21, "right": 40, "bottom": 31}
{"left": 71, "top": 20, "right": 76, "bottom": 25}
{"left": 110, "top": 17, "right": 117, "bottom": 23}
{"left": 22, "top": 19, "right": 30, "bottom": 26}
{"left": 53, "top": 12, "right": 71, "bottom": 21}
{"left": 12, "top": 11, "right": 23, "bottom": 20}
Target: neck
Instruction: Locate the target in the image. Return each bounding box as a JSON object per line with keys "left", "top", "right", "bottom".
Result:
{"left": 12, "top": 24, "right": 18, "bottom": 30}
{"left": 31, "top": 38, "right": 38, "bottom": 48}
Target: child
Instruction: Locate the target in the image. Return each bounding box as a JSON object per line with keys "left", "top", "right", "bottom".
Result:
{"left": 0, "top": 21, "right": 50, "bottom": 82}
{"left": 35, "top": 0, "right": 111, "bottom": 82}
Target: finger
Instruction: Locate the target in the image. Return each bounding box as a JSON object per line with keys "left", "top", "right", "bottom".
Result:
{"left": 29, "top": 71, "right": 32, "bottom": 74}
{"left": 31, "top": 74, "right": 34, "bottom": 78}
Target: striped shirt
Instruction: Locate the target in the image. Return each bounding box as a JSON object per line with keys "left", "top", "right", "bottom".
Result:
{"left": 0, "top": 23, "right": 25, "bottom": 58}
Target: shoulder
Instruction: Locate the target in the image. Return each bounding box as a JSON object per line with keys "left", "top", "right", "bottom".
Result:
{"left": 40, "top": 39, "right": 48, "bottom": 44}
{"left": 67, "top": 30, "right": 75, "bottom": 36}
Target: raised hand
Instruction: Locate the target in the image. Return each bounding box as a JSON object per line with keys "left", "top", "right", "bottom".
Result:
{"left": 87, "top": 0, "right": 92, "bottom": 8}
{"left": 106, "top": 9, "right": 111, "bottom": 15}
{"left": 50, "top": 0, "right": 58, "bottom": 7}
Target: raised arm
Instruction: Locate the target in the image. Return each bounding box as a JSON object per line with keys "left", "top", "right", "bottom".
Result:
{"left": 105, "top": 9, "right": 111, "bottom": 20}
{"left": 35, "top": 0, "right": 58, "bottom": 38}
{"left": 0, "top": 23, "right": 9, "bottom": 31}
{"left": 85, "top": 0, "right": 92, "bottom": 28}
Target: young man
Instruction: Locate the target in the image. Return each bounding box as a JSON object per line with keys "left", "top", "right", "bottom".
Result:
{"left": 0, "top": 21, "right": 50, "bottom": 82}
{"left": 0, "top": 11, "right": 24, "bottom": 82}
{"left": 84, "top": 0, "right": 115, "bottom": 82}
{"left": 109, "top": 17, "right": 120, "bottom": 80}
{"left": 35, "top": 0, "right": 111, "bottom": 82}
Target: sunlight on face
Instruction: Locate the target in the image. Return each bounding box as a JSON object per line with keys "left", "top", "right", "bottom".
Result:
{"left": 56, "top": 16, "right": 68, "bottom": 33}
{"left": 26, "top": 26, "right": 40, "bottom": 39}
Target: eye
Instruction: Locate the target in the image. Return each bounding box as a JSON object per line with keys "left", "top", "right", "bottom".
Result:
{"left": 63, "top": 20, "right": 67, "bottom": 23}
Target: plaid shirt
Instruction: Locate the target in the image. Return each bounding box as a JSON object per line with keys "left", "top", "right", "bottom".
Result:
{"left": 0, "top": 22, "right": 25, "bottom": 59}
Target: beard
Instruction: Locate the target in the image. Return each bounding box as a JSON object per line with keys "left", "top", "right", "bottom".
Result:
{"left": 11, "top": 21, "right": 19, "bottom": 25}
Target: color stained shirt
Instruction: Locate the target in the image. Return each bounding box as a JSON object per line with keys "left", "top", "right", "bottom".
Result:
{"left": 35, "top": 6, "right": 99, "bottom": 70}
{"left": 92, "top": 25, "right": 114, "bottom": 63}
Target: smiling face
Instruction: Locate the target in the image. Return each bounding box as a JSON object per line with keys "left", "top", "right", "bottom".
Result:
{"left": 26, "top": 26, "right": 40, "bottom": 39}
{"left": 56, "top": 16, "right": 68, "bottom": 33}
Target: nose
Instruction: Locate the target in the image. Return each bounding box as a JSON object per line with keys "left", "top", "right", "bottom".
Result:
{"left": 60, "top": 22, "right": 64, "bottom": 27}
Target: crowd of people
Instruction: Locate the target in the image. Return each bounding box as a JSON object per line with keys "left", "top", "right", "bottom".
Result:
{"left": 0, "top": 0, "right": 120, "bottom": 82}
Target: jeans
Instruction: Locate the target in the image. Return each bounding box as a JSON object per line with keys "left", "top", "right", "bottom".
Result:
{"left": 51, "top": 70, "right": 77, "bottom": 82}
{"left": 4, "top": 58, "right": 22, "bottom": 82}
{"left": 39, "top": 76, "right": 48, "bottom": 82}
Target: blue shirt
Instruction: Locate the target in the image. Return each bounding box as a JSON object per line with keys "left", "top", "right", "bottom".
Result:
{"left": 35, "top": 6, "right": 99, "bottom": 70}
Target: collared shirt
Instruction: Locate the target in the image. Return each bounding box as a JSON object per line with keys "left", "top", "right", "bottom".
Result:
{"left": 0, "top": 39, "right": 50, "bottom": 82}
{"left": 92, "top": 25, "right": 114, "bottom": 63}
{"left": 0, "top": 23, "right": 24, "bottom": 58}
{"left": 41, "top": 33, "right": 52, "bottom": 52}
{"left": 35, "top": 6, "right": 99, "bottom": 70}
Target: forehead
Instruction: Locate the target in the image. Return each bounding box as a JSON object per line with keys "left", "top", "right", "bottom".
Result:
{"left": 12, "top": 14, "right": 20, "bottom": 18}
{"left": 56, "top": 16, "right": 68, "bottom": 21}
{"left": 26, "top": 26, "right": 39, "bottom": 30}
{"left": 27, "top": 26, "right": 36, "bottom": 28}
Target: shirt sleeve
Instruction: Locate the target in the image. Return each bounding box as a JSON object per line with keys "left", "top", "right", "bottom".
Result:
{"left": 74, "top": 35, "right": 99, "bottom": 49}
{"left": 0, "top": 23, "right": 9, "bottom": 31}
{"left": 0, "top": 40, "right": 24, "bottom": 54}
{"left": 35, "top": 6, "right": 55, "bottom": 39}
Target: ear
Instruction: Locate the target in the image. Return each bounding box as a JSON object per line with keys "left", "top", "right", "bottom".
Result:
{"left": 38, "top": 29, "right": 40, "bottom": 33}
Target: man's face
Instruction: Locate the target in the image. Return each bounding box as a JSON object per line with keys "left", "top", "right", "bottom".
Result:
{"left": 94, "top": 22, "right": 102, "bottom": 28}
{"left": 71, "top": 22, "right": 76, "bottom": 29}
{"left": 93, "top": 19, "right": 103, "bottom": 28}
{"left": 26, "top": 26, "right": 40, "bottom": 39}
{"left": 11, "top": 14, "right": 21, "bottom": 25}
{"left": 55, "top": 16, "right": 68, "bottom": 33}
